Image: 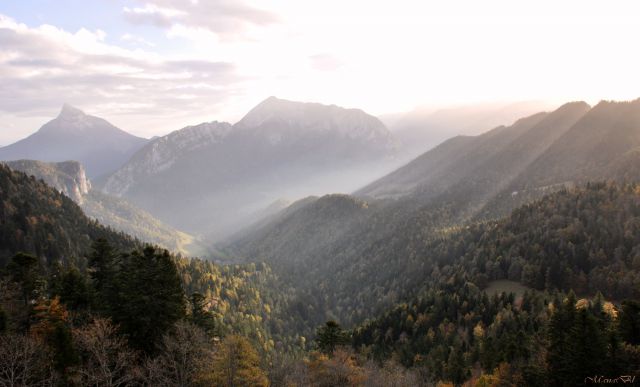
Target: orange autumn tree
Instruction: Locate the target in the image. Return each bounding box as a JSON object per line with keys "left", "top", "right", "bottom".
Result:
{"left": 30, "top": 296, "right": 77, "bottom": 375}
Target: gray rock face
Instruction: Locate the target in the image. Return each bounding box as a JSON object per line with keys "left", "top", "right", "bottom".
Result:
{"left": 3, "top": 159, "right": 91, "bottom": 203}
{"left": 0, "top": 105, "right": 148, "bottom": 178}
{"left": 103, "top": 121, "right": 232, "bottom": 196}
{"left": 3, "top": 159, "right": 202, "bottom": 255}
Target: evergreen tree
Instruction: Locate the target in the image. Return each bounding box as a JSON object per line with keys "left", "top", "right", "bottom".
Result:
{"left": 54, "top": 266, "right": 92, "bottom": 311}
{"left": 547, "top": 292, "right": 577, "bottom": 386}
{"left": 619, "top": 300, "right": 640, "bottom": 345}
{"left": 567, "top": 307, "right": 606, "bottom": 383}
{"left": 88, "top": 239, "right": 119, "bottom": 314}
{"left": 49, "top": 323, "right": 78, "bottom": 376}
{"left": 7, "top": 252, "right": 41, "bottom": 305}
{"left": 315, "top": 320, "right": 350, "bottom": 355}
{"left": 0, "top": 306, "right": 6, "bottom": 333}
{"left": 113, "top": 246, "right": 186, "bottom": 354}
{"left": 189, "top": 292, "right": 217, "bottom": 336}
{"left": 446, "top": 344, "right": 468, "bottom": 386}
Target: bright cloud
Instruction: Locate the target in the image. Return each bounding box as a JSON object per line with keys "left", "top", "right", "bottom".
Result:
{"left": 0, "top": 13, "right": 241, "bottom": 143}
{"left": 123, "top": 0, "right": 278, "bottom": 38}
{"left": 1, "top": 0, "right": 640, "bottom": 144}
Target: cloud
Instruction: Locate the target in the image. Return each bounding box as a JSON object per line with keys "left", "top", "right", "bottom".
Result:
{"left": 121, "top": 33, "right": 156, "bottom": 47}
{"left": 0, "top": 14, "right": 243, "bottom": 139}
{"left": 309, "top": 54, "right": 344, "bottom": 72}
{"left": 123, "top": 4, "right": 186, "bottom": 28}
{"left": 123, "top": 0, "right": 279, "bottom": 38}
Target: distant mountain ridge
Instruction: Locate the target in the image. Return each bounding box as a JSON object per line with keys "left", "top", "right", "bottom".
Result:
{"left": 358, "top": 101, "right": 591, "bottom": 210}
{"left": 101, "top": 121, "right": 233, "bottom": 197}
{"left": 0, "top": 105, "right": 148, "bottom": 178}
{"left": 101, "top": 97, "right": 399, "bottom": 240}
{"left": 226, "top": 97, "right": 640, "bottom": 330}
{"left": 236, "top": 96, "right": 395, "bottom": 146}
{"left": 390, "top": 100, "right": 555, "bottom": 159}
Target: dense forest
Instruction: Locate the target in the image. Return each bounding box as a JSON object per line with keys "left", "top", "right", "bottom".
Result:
{"left": 2, "top": 165, "right": 640, "bottom": 385}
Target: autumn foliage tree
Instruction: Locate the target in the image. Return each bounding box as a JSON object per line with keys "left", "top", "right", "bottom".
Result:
{"left": 209, "top": 335, "right": 268, "bottom": 387}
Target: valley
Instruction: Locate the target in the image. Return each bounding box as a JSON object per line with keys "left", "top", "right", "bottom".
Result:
{"left": 2, "top": 2, "right": 639, "bottom": 384}
{"left": 1, "top": 98, "right": 640, "bottom": 386}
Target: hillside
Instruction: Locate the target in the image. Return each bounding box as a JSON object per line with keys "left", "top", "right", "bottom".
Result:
{"left": 3, "top": 104, "right": 640, "bottom": 386}
{"left": 2, "top": 160, "right": 91, "bottom": 203}
{"left": 102, "top": 97, "right": 399, "bottom": 240}
{"left": 350, "top": 183, "right": 640, "bottom": 385}
{"left": 227, "top": 99, "right": 640, "bottom": 332}
{"left": 358, "top": 101, "right": 590, "bottom": 202}
{"left": 361, "top": 99, "right": 640, "bottom": 223}
{"left": 3, "top": 160, "right": 202, "bottom": 255}
{"left": 0, "top": 163, "right": 136, "bottom": 264}
{"left": 0, "top": 105, "right": 148, "bottom": 178}
{"left": 231, "top": 194, "right": 374, "bottom": 270}
{"left": 480, "top": 98, "right": 640, "bottom": 218}
{"left": 0, "top": 162, "right": 307, "bottom": 384}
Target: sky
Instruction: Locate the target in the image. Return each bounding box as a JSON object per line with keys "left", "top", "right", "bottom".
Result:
{"left": 1, "top": 0, "right": 640, "bottom": 144}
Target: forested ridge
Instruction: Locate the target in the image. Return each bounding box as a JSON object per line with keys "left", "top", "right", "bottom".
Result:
{"left": 0, "top": 164, "right": 137, "bottom": 264}
{"left": 0, "top": 165, "right": 289, "bottom": 385}
{"left": 2, "top": 163, "right": 640, "bottom": 385}
{"left": 230, "top": 181, "right": 640, "bottom": 385}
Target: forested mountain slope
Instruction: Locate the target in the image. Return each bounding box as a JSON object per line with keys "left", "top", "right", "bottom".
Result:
{"left": 0, "top": 163, "right": 136, "bottom": 265}
{"left": 227, "top": 99, "right": 640, "bottom": 338}
{"left": 2, "top": 124, "right": 640, "bottom": 386}
{"left": 3, "top": 160, "right": 202, "bottom": 256}
{"left": 480, "top": 99, "right": 640, "bottom": 217}
{"left": 0, "top": 164, "right": 301, "bottom": 359}
{"left": 230, "top": 180, "right": 640, "bottom": 336}
{"left": 350, "top": 183, "right": 640, "bottom": 385}
{"left": 0, "top": 164, "right": 309, "bottom": 385}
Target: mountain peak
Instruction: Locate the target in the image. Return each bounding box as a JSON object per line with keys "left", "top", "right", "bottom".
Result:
{"left": 262, "top": 95, "right": 280, "bottom": 104}
{"left": 251, "top": 96, "right": 291, "bottom": 111}
{"left": 58, "top": 103, "right": 85, "bottom": 118}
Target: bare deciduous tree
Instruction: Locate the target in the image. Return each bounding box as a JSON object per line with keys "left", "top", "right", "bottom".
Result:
{"left": 0, "top": 334, "right": 56, "bottom": 387}
{"left": 362, "top": 359, "right": 424, "bottom": 387}
{"left": 142, "top": 321, "right": 215, "bottom": 386}
{"left": 72, "top": 318, "right": 138, "bottom": 387}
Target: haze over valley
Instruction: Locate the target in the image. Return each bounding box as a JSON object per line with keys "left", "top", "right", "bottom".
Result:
{"left": 1, "top": 1, "right": 640, "bottom": 386}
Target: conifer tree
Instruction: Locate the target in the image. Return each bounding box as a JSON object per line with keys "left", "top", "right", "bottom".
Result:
{"left": 189, "top": 292, "right": 217, "bottom": 335}
{"left": 315, "top": 320, "right": 350, "bottom": 355}
{"left": 88, "top": 238, "right": 119, "bottom": 314}
{"left": 547, "top": 292, "right": 577, "bottom": 386}
{"left": 113, "top": 246, "right": 186, "bottom": 354}
{"left": 7, "top": 252, "right": 41, "bottom": 305}
{"left": 619, "top": 300, "right": 640, "bottom": 345}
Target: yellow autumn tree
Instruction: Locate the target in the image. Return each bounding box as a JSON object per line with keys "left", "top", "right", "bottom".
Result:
{"left": 207, "top": 335, "right": 268, "bottom": 387}
{"left": 30, "top": 296, "right": 68, "bottom": 338}
{"left": 306, "top": 347, "right": 365, "bottom": 387}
